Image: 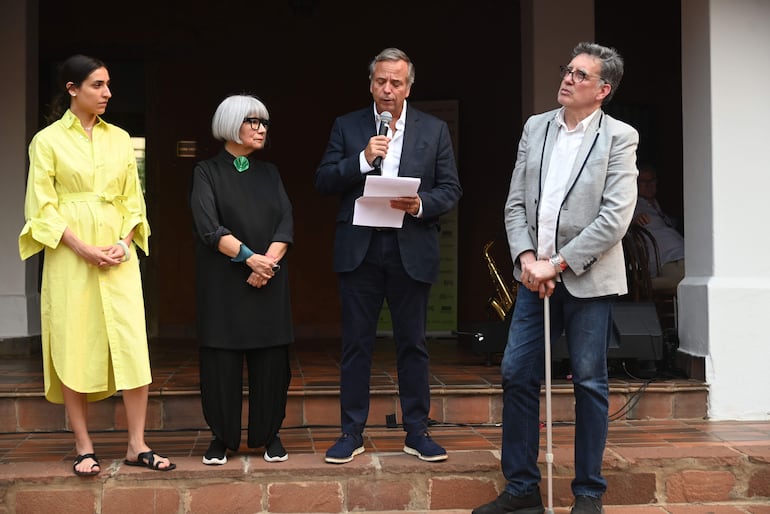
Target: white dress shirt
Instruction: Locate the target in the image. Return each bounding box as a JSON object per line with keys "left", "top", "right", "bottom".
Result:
{"left": 537, "top": 108, "right": 599, "bottom": 260}
{"left": 358, "top": 102, "right": 422, "bottom": 218}
{"left": 358, "top": 102, "right": 407, "bottom": 177}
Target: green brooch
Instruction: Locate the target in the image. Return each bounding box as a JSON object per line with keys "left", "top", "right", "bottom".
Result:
{"left": 233, "top": 156, "right": 250, "bottom": 172}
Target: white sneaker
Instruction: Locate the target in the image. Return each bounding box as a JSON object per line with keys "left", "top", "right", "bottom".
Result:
{"left": 202, "top": 438, "right": 227, "bottom": 465}
{"left": 264, "top": 436, "right": 288, "bottom": 462}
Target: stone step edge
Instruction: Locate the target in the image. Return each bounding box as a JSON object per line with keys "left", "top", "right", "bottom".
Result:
{"left": 1, "top": 449, "right": 767, "bottom": 509}
{"left": 0, "top": 379, "right": 709, "bottom": 400}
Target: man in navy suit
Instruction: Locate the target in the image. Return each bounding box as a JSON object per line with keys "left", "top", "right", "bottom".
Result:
{"left": 473, "top": 42, "right": 638, "bottom": 514}
{"left": 315, "top": 47, "right": 462, "bottom": 464}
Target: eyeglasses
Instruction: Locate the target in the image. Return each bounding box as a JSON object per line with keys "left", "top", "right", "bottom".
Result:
{"left": 243, "top": 117, "right": 270, "bottom": 130}
{"left": 559, "top": 65, "right": 602, "bottom": 84}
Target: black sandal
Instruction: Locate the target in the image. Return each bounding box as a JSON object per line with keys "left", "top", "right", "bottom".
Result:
{"left": 124, "top": 449, "right": 176, "bottom": 471}
{"left": 73, "top": 453, "right": 101, "bottom": 476}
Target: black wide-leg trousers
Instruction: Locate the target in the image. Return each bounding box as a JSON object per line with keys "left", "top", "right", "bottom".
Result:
{"left": 199, "top": 345, "right": 291, "bottom": 451}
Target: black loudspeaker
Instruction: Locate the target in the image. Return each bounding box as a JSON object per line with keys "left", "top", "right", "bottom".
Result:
{"left": 551, "top": 302, "right": 663, "bottom": 361}
{"left": 460, "top": 302, "right": 663, "bottom": 366}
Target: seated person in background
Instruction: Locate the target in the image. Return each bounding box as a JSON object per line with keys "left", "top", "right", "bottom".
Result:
{"left": 633, "top": 163, "right": 685, "bottom": 289}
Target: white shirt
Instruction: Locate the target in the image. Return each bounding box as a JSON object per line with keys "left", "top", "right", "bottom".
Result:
{"left": 537, "top": 108, "right": 599, "bottom": 260}
{"left": 358, "top": 102, "right": 407, "bottom": 178}
{"left": 359, "top": 102, "right": 422, "bottom": 217}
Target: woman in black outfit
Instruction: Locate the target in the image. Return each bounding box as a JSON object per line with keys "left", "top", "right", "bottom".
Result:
{"left": 190, "top": 94, "right": 294, "bottom": 464}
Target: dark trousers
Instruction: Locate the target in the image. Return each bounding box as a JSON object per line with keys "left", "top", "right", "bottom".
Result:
{"left": 338, "top": 230, "right": 432, "bottom": 435}
{"left": 199, "top": 345, "right": 291, "bottom": 451}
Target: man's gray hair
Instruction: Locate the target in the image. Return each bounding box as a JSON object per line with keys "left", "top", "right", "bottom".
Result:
{"left": 368, "top": 48, "right": 415, "bottom": 87}
{"left": 572, "top": 42, "right": 624, "bottom": 104}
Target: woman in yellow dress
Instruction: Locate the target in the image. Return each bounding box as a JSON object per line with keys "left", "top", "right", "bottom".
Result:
{"left": 19, "top": 54, "right": 175, "bottom": 475}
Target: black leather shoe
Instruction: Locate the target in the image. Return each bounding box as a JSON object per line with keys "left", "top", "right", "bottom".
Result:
{"left": 571, "top": 495, "right": 604, "bottom": 513}
{"left": 472, "top": 488, "right": 544, "bottom": 514}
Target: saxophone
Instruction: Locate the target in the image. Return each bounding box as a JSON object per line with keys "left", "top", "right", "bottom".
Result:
{"left": 484, "top": 240, "right": 516, "bottom": 320}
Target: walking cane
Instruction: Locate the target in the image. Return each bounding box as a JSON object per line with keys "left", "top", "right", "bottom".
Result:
{"left": 543, "top": 295, "right": 555, "bottom": 514}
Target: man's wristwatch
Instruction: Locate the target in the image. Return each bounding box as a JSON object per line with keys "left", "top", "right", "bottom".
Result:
{"left": 550, "top": 254, "right": 567, "bottom": 273}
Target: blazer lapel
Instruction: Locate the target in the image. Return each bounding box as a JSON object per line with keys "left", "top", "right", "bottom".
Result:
{"left": 359, "top": 109, "right": 377, "bottom": 139}
{"left": 539, "top": 112, "right": 560, "bottom": 190}
{"left": 399, "top": 108, "right": 419, "bottom": 176}
{"left": 568, "top": 110, "right": 603, "bottom": 184}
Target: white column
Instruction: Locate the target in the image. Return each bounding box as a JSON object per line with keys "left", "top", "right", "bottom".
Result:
{"left": 0, "top": 1, "right": 40, "bottom": 340}
{"left": 680, "top": 0, "right": 770, "bottom": 419}
{"left": 520, "top": 0, "right": 595, "bottom": 118}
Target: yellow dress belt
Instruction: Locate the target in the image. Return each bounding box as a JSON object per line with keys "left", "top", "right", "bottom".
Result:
{"left": 59, "top": 192, "right": 129, "bottom": 217}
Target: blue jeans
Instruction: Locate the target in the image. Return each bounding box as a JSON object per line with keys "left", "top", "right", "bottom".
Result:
{"left": 500, "top": 283, "right": 612, "bottom": 498}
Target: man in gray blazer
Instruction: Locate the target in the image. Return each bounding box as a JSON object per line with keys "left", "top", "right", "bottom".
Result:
{"left": 315, "top": 48, "right": 462, "bottom": 465}
{"left": 474, "top": 43, "right": 638, "bottom": 514}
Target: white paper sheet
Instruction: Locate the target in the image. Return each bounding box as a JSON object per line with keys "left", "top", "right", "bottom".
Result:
{"left": 353, "top": 175, "right": 421, "bottom": 228}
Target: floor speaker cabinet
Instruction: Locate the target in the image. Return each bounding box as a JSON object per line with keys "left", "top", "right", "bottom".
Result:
{"left": 552, "top": 302, "right": 663, "bottom": 361}
{"left": 461, "top": 302, "right": 663, "bottom": 367}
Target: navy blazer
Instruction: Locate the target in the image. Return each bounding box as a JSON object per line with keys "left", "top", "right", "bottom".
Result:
{"left": 315, "top": 104, "right": 462, "bottom": 284}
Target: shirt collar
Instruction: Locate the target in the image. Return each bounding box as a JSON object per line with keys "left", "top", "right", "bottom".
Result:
{"left": 373, "top": 101, "right": 407, "bottom": 131}
{"left": 62, "top": 110, "right": 78, "bottom": 129}
{"left": 62, "top": 109, "right": 104, "bottom": 130}
{"left": 555, "top": 107, "right": 599, "bottom": 132}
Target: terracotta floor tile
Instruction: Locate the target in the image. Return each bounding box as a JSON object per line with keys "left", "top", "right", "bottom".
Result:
{"left": 0, "top": 336, "right": 766, "bottom": 468}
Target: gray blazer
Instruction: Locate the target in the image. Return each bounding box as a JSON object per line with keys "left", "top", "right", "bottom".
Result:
{"left": 505, "top": 108, "right": 639, "bottom": 298}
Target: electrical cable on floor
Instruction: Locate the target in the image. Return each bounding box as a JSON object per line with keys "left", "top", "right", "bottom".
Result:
{"left": 608, "top": 364, "right": 653, "bottom": 421}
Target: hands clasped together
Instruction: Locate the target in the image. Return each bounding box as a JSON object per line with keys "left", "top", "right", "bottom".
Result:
{"left": 64, "top": 227, "right": 132, "bottom": 269}
{"left": 244, "top": 254, "right": 279, "bottom": 288}
{"left": 520, "top": 252, "right": 559, "bottom": 298}
{"left": 76, "top": 242, "right": 128, "bottom": 268}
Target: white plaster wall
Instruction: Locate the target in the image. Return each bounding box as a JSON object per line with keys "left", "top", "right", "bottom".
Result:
{"left": 681, "top": 0, "right": 770, "bottom": 420}
{"left": 0, "top": 1, "right": 38, "bottom": 338}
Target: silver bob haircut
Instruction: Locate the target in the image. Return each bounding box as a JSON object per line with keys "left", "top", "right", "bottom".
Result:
{"left": 211, "top": 94, "right": 269, "bottom": 144}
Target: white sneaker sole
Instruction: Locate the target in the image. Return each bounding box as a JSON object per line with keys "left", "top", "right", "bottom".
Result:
{"left": 264, "top": 452, "right": 288, "bottom": 463}
{"left": 324, "top": 445, "right": 365, "bottom": 464}
{"left": 403, "top": 445, "right": 448, "bottom": 462}
{"left": 202, "top": 455, "right": 227, "bottom": 465}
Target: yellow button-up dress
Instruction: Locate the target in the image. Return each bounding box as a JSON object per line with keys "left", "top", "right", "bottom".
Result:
{"left": 19, "top": 110, "right": 152, "bottom": 404}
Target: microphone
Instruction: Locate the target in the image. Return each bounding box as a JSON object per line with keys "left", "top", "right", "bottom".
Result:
{"left": 372, "top": 111, "right": 393, "bottom": 169}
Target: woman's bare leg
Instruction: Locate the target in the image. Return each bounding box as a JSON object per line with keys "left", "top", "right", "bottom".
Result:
{"left": 122, "top": 385, "right": 173, "bottom": 469}
{"left": 62, "top": 384, "right": 100, "bottom": 474}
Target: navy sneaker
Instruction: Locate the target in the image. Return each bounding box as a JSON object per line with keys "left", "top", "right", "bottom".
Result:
{"left": 571, "top": 495, "right": 604, "bottom": 513}
{"left": 472, "top": 489, "right": 544, "bottom": 514}
{"left": 264, "top": 435, "right": 288, "bottom": 462}
{"left": 324, "top": 433, "right": 364, "bottom": 464}
{"left": 202, "top": 437, "right": 227, "bottom": 465}
{"left": 403, "top": 432, "right": 448, "bottom": 462}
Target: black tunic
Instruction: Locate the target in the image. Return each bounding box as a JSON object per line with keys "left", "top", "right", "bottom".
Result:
{"left": 190, "top": 149, "right": 294, "bottom": 349}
